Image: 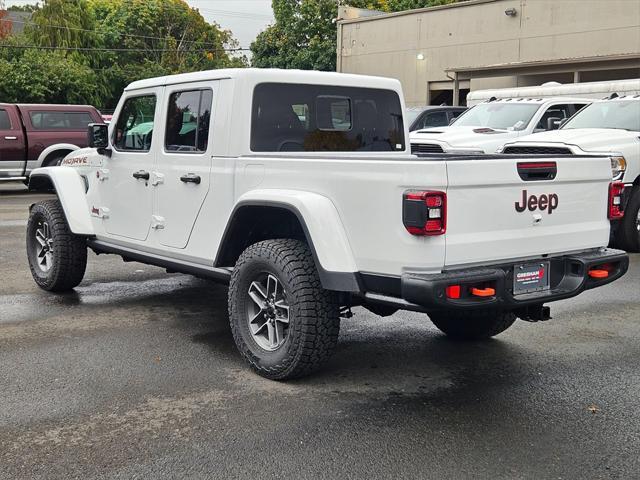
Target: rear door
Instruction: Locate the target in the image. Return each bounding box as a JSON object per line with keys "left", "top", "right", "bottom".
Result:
{"left": 0, "top": 106, "right": 26, "bottom": 177}
{"left": 444, "top": 156, "right": 612, "bottom": 267}
{"left": 154, "top": 83, "right": 216, "bottom": 249}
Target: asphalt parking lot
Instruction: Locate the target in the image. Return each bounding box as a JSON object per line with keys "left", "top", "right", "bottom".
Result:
{"left": 1, "top": 183, "right": 639, "bottom": 480}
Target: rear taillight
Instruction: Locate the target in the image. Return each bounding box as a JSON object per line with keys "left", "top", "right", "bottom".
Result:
{"left": 608, "top": 182, "right": 624, "bottom": 219}
{"left": 403, "top": 190, "right": 447, "bottom": 236}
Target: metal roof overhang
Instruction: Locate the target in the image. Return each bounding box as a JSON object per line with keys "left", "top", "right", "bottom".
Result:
{"left": 446, "top": 54, "right": 640, "bottom": 80}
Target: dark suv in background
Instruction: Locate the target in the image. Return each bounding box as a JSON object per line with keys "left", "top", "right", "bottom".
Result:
{"left": 406, "top": 105, "right": 467, "bottom": 132}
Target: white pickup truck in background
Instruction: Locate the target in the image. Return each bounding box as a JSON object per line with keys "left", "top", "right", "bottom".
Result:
{"left": 501, "top": 96, "right": 640, "bottom": 252}
{"left": 25, "top": 69, "right": 628, "bottom": 380}
{"left": 410, "top": 97, "right": 590, "bottom": 155}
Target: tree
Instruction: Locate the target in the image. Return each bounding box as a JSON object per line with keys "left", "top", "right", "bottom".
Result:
{"left": 26, "top": 0, "right": 99, "bottom": 49}
{"left": 0, "top": 49, "right": 100, "bottom": 104}
{"left": 387, "top": 0, "right": 455, "bottom": 9}
{"left": 0, "top": 0, "right": 246, "bottom": 108}
{"left": 251, "top": 0, "right": 456, "bottom": 71}
{"left": 6, "top": 3, "right": 41, "bottom": 12}
{"left": 88, "top": 0, "right": 246, "bottom": 107}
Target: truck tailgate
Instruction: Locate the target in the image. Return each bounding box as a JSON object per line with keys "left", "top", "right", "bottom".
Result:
{"left": 444, "top": 156, "right": 612, "bottom": 268}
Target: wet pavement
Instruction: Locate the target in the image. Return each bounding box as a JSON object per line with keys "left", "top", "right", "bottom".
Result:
{"left": 1, "top": 183, "right": 639, "bottom": 479}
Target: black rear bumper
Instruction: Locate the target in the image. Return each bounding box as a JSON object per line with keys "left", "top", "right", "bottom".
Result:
{"left": 363, "top": 248, "right": 628, "bottom": 312}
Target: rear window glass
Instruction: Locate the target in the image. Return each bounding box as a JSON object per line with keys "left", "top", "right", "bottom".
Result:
{"left": 29, "top": 111, "right": 94, "bottom": 130}
{"left": 0, "top": 109, "right": 11, "bottom": 129}
{"left": 251, "top": 83, "right": 405, "bottom": 152}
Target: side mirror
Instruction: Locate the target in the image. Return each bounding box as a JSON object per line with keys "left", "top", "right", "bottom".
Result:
{"left": 546, "top": 117, "right": 562, "bottom": 131}
{"left": 449, "top": 116, "right": 457, "bottom": 125}
{"left": 559, "top": 118, "right": 569, "bottom": 128}
{"left": 88, "top": 123, "right": 109, "bottom": 150}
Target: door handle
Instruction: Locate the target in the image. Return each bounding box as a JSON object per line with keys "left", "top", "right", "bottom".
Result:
{"left": 132, "top": 170, "right": 150, "bottom": 180}
{"left": 4, "top": 136, "right": 17, "bottom": 140}
{"left": 180, "top": 173, "right": 201, "bottom": 185}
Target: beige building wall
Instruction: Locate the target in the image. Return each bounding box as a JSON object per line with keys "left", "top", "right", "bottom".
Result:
{"left": 337, "top": 0, "right": 640, "bottom": 106}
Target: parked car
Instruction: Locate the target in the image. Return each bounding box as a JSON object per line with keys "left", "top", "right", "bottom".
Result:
{"left": 500, "top": 95, "right": 640, "bottom": 251}
{"left": 0, "top": 103, "right": 102, "bottom": 181}
{"left": 406, "top": 106, "right": 467, "bottom": 131}
{"left": 26, "top": 69, "right": 628, "bottom": 380}
{"left": 409, "top": 97, "right": 590, "bottom": 154}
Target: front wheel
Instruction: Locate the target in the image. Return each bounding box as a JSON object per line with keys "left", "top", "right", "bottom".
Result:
{"left": 228, "top": 239, "right": 340, "bottom": 380}
{"left": 26, "top": 199, "right": 87, "bottom": 291}
{"left": 429, "top": 308, "right": 516, "bottom": 340}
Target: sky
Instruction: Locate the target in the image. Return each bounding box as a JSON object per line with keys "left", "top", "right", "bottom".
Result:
{"left": 3, "top": 0, "right": 275, "bottom": 49}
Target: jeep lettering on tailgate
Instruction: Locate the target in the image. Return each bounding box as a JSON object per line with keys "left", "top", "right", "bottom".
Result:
{"left": 515, "top": 190, "right": 558, "bottom": 214}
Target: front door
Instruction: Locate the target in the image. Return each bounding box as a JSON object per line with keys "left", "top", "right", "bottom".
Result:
{"left": 154, "top": 84, "right": 216, "bottom": 249}
{"left": 0, "top": 107, "right": 26, "bottom": 178}
{"left": 100, "top": 91, "right": 160, "bottom": 241}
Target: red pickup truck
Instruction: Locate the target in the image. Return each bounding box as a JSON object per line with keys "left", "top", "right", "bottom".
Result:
{"left": 0, "top": 103, "right": 103, "bottom": 181}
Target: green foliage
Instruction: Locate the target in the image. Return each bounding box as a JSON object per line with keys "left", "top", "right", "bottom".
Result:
{"left": 0, "top": 0, "right": 246, "bottom": 108}
{"left": 251, "top": 0, "right": 456, "bottom": 71}
{"left": 387, "top": 0, "right": 455, "bottom": 9}
{"left": 6, "top": 3, "right": 41, "bottom": 13}
{"left": 0, "top": 49, "right": 101, "bottom": 104}
{"left": 26, "top": 0, "right": 99, "bottom": 48}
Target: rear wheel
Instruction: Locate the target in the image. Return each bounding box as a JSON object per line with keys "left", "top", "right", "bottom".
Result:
{"left": 26, "top": 199, "right": 87, "bottom": 291}
{"left": 617, "top": 186, "right": 640, "bottom": 252}
{"left": 429, "top": 308, "right": 516, "bottom": 340}
{"left": 228, "top": 239, "right": 340, "bottom": 380}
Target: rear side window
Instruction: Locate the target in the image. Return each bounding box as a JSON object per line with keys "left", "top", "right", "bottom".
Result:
{"left": 29, "top": 111, "right": 94, "bottom": 130}
{"left": 165, "top": 89, "right": 213, "bottom": 153}
{"left": 0, "top": 109, "right": 11, "bottom": 129}
{"left": 251, "top": 83, "right": 405, "bottom": 152}
{"left": 113, "top": 95, "right": 157, "bottom": 151}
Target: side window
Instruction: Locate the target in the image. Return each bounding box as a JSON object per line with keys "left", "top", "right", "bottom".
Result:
{"left": 449, "top": 111, "right": 463, "bottom": 124}
{"left": 29, "top": 111, "right": 93, "bottom": 130}
{"left": 113, "top": 95, "right": 157, "bottom": 151}
{"left": 66, "top": 112, "right": 94, "bottom": 129}
{"left": 0, "top": 109, "right": 11, "bottom": 129}
{"left": 317, "top": 96, "right": 352, "bottom": 131}
{"left": 535, "top": 104, "right": 573, "bottom": 131}
{"left": 165, "top": 89, "right": 212, "bottom": 153}
{"left": 292, "top": 104, "right": 310, "bottom": 129}
{"left": 421, "top": 111, "right": 448, "bottom": 128}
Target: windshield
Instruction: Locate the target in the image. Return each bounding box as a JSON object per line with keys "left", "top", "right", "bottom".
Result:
{"left": 453, "top": 103, "right": 539, "bottom": 130}
{"left": 562, "top": 100, "right": 640, "bottom": 131}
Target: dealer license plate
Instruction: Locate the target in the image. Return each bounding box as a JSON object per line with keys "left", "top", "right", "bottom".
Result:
{"left": 513, "top": 262, "right": 550, "bottom": 295}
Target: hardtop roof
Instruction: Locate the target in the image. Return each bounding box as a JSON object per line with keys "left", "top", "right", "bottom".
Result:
{"left": 124, "top": 68, "right": 402, "bottom": 92}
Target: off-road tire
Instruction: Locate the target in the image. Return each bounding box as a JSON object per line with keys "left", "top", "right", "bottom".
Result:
{"left": 228, "top": 239, "right": 340, "bottom": 380}
{"left": 429, "top": 308, "right": 516, "bottom": 340}
{"left": 26, "top": 199, "right": 87, "bottom": 292}
{"left": 616, "top": 186, "right": 640, "bottom": 253}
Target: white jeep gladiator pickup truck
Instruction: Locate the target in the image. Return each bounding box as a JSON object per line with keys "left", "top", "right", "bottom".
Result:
{"left": 26, "top": 69, "right": 628, "bottom": 380}
{"left": 500, "top": 96, "right": 640, "bottom": 251}
{"left": 409, "top": 97, "right": 590, "bottom": 155}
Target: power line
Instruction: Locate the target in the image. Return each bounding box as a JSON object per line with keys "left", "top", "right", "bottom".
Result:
{"left": 0, "top": 43, "right": 250, "bottom": 53}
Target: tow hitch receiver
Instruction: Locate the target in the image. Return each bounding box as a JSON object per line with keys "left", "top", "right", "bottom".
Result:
{"left": 515, "top": 304, "right": 551, "bottom": 322}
